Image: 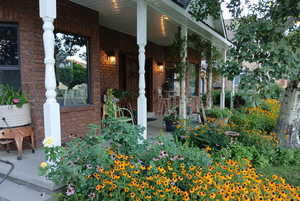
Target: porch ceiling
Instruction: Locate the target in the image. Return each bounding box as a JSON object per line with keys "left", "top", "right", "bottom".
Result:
{"left": 70, "top": 0, "right": 178, "bottom": 46}
{"left": 70, "top": 0, "right": 231, "bottom": 49}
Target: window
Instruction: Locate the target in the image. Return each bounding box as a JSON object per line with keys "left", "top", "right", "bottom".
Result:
{"left": 54, "top": 32, "right": 90, "bottom": 106}
{"left": 0, "top": 23, "right": 20, "bottom": 89}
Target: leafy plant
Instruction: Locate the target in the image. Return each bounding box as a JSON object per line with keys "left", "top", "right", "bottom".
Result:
{"left": 174, "top": 123, "right": 231, "bottom": 150}
{"left": 163, "top": 112, "right": 179, "bottom": 123}
{"left": 40, "top": 125, "right": 113, "bottom": 191}
{"left": 139, "top": 135, "right": 212, "bottom": 168}
{"left": 101, "top": 117, "right": 145, "bottom": 157}
{"left": 206, "top": 108, "right": 232, "bottom": 119}
{"left": 0, "top": 84, "right": 28, "bottom": 107}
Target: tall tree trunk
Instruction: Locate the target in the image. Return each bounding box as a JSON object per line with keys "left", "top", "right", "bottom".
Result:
{"left": 277, "top": 80, "right": 300, "bottom": 148}
{"left": 206, "top": 46, "right": 213, "bottom": 109}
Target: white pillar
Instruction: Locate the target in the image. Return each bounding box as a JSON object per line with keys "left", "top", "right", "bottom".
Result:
{"left": 220, "top": 50, "right": 226, "bottom": 109}
{"left": 230, "top": 77, "right": 235, "bottom": 109}
{"left": 137, "top": 0, "right": 147, "bottom": 140}
{"left": 40, "top": 0, "right": 61, "bottom": 146}
{"left": 179, "top": 26, "right": 188, "bottom": 119}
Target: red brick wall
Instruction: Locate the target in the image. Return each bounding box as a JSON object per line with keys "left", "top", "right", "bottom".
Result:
{"left": 0, "top": 0, "right": 101, "bottom": 146}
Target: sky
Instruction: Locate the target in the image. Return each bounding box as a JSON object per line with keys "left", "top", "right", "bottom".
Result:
{"left": 221, "top": 1, "right": 233, "bottom": 19}
{"left": 221, "top": 0, "right": 259, "bottom": 19}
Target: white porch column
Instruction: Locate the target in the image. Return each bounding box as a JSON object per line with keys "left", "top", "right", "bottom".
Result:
{"left": 137, "top": 0, "right": 147, "bottom": 140}
{"left": 230, "top": 77, "right": 236, "bottom": 109}
{"left": 179, "top": 26, "right": 188, "bottom": 119}
{"left": 220, "top": 50, "right": 226, "bottom": 109}
{"left": 40, "top": 0, "right": 61, "bottom": 146}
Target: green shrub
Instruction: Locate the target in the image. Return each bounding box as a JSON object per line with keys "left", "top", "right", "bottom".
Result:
{"left": 139, "top": 136, "right": 212, "bottom": 168}
{"left": 212, "top": 90, "right": 232, "bottom": 107}
{"left": 206, "top": 107, "right": 232, "bottom": 119}
{"left": 213, "top": 143, "right": 271, "bottom": 168}
{"left": 40, "top": 126, "right": 113, "bottom": 188}
{"left": 230, "top": 109, "right": 277, "bottom": 133}
{"left": 272, "top": 148, "right": 299, "bottom": 167}
{"left": 101, "top": 117, "right": 145, "bottom": 156}
{"left": 174, "top": 123, "right": 231, "bottom": 150}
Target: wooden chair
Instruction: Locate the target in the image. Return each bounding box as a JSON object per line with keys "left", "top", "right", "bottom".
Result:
{"left": 157, "top": 88, "right": 171, "bottom": 116}
{"left": 0, "top": 125, "right": 35, "bottom": 160}
{"left": 102, "top": 104, "right": 135, "bottom": 126}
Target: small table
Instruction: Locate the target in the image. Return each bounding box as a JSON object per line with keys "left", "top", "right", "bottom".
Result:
{"left": 0, "top": 125, "right": 35, "bottom": 160}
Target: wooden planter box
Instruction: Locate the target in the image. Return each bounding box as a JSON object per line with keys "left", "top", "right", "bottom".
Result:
{"left": 0, "top": 103, "right": 31, "bottom": 128}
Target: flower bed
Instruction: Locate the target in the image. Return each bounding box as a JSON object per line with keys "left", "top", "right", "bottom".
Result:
{"left": 40, "top": 97, "right": 300, "bottom": 200}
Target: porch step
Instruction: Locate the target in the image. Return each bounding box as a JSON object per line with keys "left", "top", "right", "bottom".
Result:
{"left": 0, "top": 149, "right": 63, "bottom": 191}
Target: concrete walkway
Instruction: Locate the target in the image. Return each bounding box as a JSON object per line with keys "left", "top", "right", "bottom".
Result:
{"left": 0, "top": 118, "right": 167, "bottom": 201}
{"left": 0, "top": 179, "right": 54, "bottom": 201}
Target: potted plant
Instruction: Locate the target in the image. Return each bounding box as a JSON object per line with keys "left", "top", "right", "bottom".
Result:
{"left": 163, "top": 112, "right": 179, "bottom": 132}
{"left": 0, "top": 85, "right": 31, "bottom": 128}
{"left": 206, "top": 108, "right": 232, "bottom": 125}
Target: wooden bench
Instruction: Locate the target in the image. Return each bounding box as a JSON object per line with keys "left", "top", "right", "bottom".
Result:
{"left": 0, "top": 125, "right": 35, "bottom": 160}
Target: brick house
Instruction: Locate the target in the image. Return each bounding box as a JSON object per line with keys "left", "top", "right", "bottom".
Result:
{"left": 0, "top": 0, "right": 230, "bottom": 147}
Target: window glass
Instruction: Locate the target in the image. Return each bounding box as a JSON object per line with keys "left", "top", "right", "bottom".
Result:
{"left": 54, "top": 32, "right": 89, "bottom": 106}
{"left": 0, "top": 23, "right": 20, "bottom": 90}
{"left": 0, "top": 25, "right": 18, "bottom": 66}
{"left": 0, "top": 70, "right": 20, "bottom": 89}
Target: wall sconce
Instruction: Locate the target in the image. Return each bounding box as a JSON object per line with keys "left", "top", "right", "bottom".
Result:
{"left": 157, "top": 62, "right": 164, "bottom": 72}
{"left": 105, "top": 50, "right": 116, "bottom": 64}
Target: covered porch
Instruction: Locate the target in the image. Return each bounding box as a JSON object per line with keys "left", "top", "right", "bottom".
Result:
{"left": 0, "top": 0, "right": 231, "bottom": 195}
{"left": 42, "top": 0, "right": 231, "bottom": 146}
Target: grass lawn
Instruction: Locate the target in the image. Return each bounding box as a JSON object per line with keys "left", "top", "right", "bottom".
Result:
{"left": 258, "top": 165, "right": 300, "bottom": 186}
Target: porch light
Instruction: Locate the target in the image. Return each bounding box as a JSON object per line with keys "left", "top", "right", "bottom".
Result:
{"left": 157, "top": 62, "right": 164, "bottom": 72}
{"left": 105, "top": 50, "right": 116, "bottom": 64}
{"left": 160, "top": 15, "right": 169, "bottom": 37}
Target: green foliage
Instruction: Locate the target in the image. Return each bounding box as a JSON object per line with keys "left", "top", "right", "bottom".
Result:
{"left": 0, "top": 84, "right": 28, "bottom": 107}
{"left": 174, "top": 123, "right": 231, "bottom": 150}
{"left": 272, "top": 147, "right": 299, "bottom": 167}
{"left": 258, "top": 165, "right": 300, "bottom": 186}
{"left": 211, "top": 90, "right": 232, "bottom": 107}
{"left": 214, "top": 142, "right": 272, "bottom": 168}
{"left": 259, "top": 83, "right": 284, "bottom": 99}
{"left": 230, "top": 108, "right": 277, "bottom": 133}
{"left": 104, "top": 88, "right": 119, "bottom": 118}
{"left": 220, "top": 0, "right": 300, "bottom": 98}
{"left": 206, "top": 107, "right": 232, "bottom": 119}
{"left": 189, "top": 0, "right": 224, "bottom": 21}
{"left": 56, "top": 63, "right": 87, "bottom": 89}
{"left": 139, "top": 136, "right": 212, "bottom": 168}
{"left": 41, "top": 126, "right": 112, "bottom": 186}
{"left": 163, "top": 113, "right": 179, "bottom": 123}
{"left": 101, "top": 117, "right": 145, "bottom": 156}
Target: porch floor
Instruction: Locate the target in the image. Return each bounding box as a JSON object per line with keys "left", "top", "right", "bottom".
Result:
{"left": 0, "top": 118, "right": 168, "bottom": 201}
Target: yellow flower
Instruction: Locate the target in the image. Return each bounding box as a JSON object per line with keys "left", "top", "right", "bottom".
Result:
{"left": 40, "top": 162, "right": 48, "bottom": 168}
{"left": 210, "top": 193, "right": 216, "bottom": 199}
{"left": 43, "top": 137, "right": 54, "bottom": 147}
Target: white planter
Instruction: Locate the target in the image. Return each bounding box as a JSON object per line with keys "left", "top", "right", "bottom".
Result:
{"left": 0, "top": 103, "right": 31, "bottom": 128}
